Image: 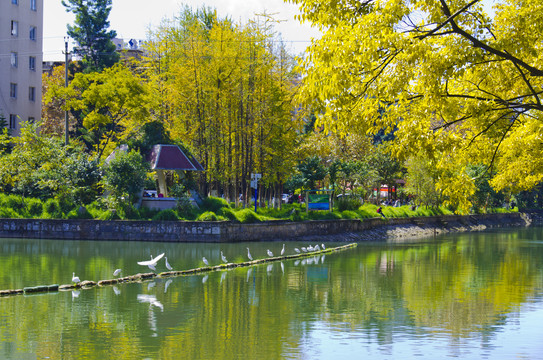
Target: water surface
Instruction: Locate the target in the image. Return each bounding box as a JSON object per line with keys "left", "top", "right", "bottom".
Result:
{"left": 1, "top": 227, "right": 543, "bottom": 359}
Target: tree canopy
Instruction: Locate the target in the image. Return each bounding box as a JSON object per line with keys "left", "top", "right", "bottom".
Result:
{"left": 291, "top": 0, "right": 543, "bottom": 211}
{"left": 63, "top": 0, "right": 119, "bottom": 71}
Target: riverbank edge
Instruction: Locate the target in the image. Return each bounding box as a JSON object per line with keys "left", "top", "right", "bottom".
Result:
{"left": 1, "top": 212, "right": 539, "bottom": 242}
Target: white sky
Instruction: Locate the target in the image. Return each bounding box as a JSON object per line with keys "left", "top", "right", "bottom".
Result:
{"left": 43, "top": 0, "right": 321, "bottom": 61}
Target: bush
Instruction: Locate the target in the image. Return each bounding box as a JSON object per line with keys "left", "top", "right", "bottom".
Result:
{"left": 152, "top": 209, "right": 179, "bottom": 221}
{"left": 44, "top": 198, "right": 63, "bottom": 218}
{"left": 341, "top": 210, "right": 359, "bottom": 219}
{"left": 25, "top": 198, "right": 44, "bottom": 217}
{"left": 219, "top": 207, "right": 239, "bottom": 222}
{"left": 336, "top": 196, "right": 363, "bottom": 211}
{"left": 0, "top": 208, "right": 20, "bottom": 218}
{"left": 308, "top": 211, "right": 341, "bottom": 220}
{"left": 202, "top": 196, "right": 230, "bottom": 213}
{"left": 66, "top": 206, "right": 93, "bottom": 219}
{"left": 235, "top": 209, "right": 262, "bottom": 223}
{"left": 197, "top": 211, "right": 222, "bottom": 221}
{"left": 97, "top": 210, "right": 121, "bottom": 220}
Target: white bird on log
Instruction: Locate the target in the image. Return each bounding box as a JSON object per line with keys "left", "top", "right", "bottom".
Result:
{"left": 314, "top": 245, "right": 320, "bottom": 251}
{"left": 165, "top": 257, "right": 173, "bottom": 271}
{"left": 221, "top": 251, "right": 228, "bottom": 263}
{"left": 280, "top": 244, "right": 285, "bottom": 256}
{"left": 247, "top": 247, "right": 253, "bottom": 261}
{"left": 294, "top": 248, "right": 300, "bottom": 254}
{"left": 267, "top": 249, "right": 274, "bottom": 257}
{"left": 113, "top": 269, "right": 122, "bottom": 277}
{"left": 72, "top": 272, "right": 81, "bottom": 284}
{"left": 321, "top": 244, "right": 326, "bottom": 250}
{"left": 301, "top": 247, "right": 307, "bottom": 252}
{"left": 202, "top": 257, "right": 209, "bottom": 266}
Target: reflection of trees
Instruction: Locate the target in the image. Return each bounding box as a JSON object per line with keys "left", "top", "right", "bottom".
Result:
{"left": 1, "top": 230, "right": 543, "bottom": 358}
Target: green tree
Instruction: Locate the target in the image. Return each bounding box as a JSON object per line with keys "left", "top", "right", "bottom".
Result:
{"left": 291, "top": 0, "right": 543, "bottom": 211}
{"left": 62, "top": 0, "right": 119, "bottom": 72}
{"left": 102, "top": 149, "right": 149, "bottom": 204}
{"left": 63, "top": 63, "right": 150, "bottom": 159}
{"left": 404, "top": 154, "right": 441, "bottom": 208}
{"left": 297, "top": 156, "right": 327, "bottom": 190}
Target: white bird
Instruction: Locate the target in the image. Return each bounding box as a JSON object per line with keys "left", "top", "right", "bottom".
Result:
{"left": 308, "top": 245, "right": 314, "bottom": 251}
{"left": 148, "top": 263, "right": 156, "bottom": 272}
{"left": 202, "top": 257, "right": 209, "bottom": 266}
{"left": 301, "top": 247, "right": 307, "bottom": 252}
{"left": 294, "top": 248, "right": 300, "bottom": 253}
{"left": 137, "top": 253, "right": 165, "bottom": 267}
{"left": 165, "top": 257, "right": 173, "bottom": 271}
{"left": 113, "top": 268, "right": 122, "bottom": 277}
{"left": 321, "top": 244, "right": 326, "bottom": 250}
{"left": 314, "top": 245, "right": 320, "bottom": 251}
{"left": 267, "top": 249, "right": 274, "bottom": 257}
{"left": 247, "top": 247, "right": 253, "bottom": 261}
{"left": 72, "top": 272, "right": 81, "bottom": 284}
{"left": 281, "top": 244, "right": 285, "bottom": 256}
{"left": 164, "top": 279, "right": 172, "bottom": 293}
{"left": 221, "top": 251, "right": 228, "bottom": 263}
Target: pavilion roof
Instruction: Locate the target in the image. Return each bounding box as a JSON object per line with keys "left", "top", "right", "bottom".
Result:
{"left": 147, "top": 144, "right": 204, "bottom": 171}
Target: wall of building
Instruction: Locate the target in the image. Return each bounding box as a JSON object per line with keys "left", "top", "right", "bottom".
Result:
{"left": 0, "top": 213, "right": 528, "bottom": 243}
{"left": 0, "top": 0, "right": 43, "bottom": 134}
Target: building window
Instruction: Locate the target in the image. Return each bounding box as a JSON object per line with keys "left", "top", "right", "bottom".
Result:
{"left": 29, "top": 26, "right": 37, "bottom": 41}
{"left": 28, "top": 117, "right": 35, "bottom": 124}
{"left": 9, "top": 115, "right": 17, "bottom": 130}
{"left": 11, "top": 52, "right": 18, "bottom": 68}
{"left": 10, "top": 83, "right": 17, "bottom": 99}
{"left": 11, "top": 21, "right": 18, "bottom": 37}
{"left": 12, "top": 0, "right": 18, "bottom": 5}
{"left": 29, "top": 87, "right": 35, "bottom": 102}
{"left": 30, "top": 0, "right": 36, "bottom": 10}
{"left": 29, "top": 56, "right": 36, "bottom": 71}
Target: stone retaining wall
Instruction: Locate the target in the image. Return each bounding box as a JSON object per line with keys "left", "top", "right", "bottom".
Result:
{"left": 0, "top": 212, "right": 529, "bottom": 242}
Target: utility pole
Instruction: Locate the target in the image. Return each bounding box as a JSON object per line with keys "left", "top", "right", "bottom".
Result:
{"left": 64, "top": 37, "right": 70, "bottom": 145}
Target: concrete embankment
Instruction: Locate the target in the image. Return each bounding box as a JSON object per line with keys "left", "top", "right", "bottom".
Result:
{"left": 0, "top": 212, "right": 535, "bottom": 243}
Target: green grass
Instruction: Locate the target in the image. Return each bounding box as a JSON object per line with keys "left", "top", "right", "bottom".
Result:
{"left": 0, "top": 191, "right": 509, "bottom": 222}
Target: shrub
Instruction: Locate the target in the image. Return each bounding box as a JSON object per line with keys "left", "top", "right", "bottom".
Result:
{"left": 98, "top": 210, "right": 121, "bottom": 220}
{"left": 0, "top": 208, "right": 20, "bottom": 218}
{"left": 219, "top": 207, "right": 239, "bottom": 222}
{"left": 336, "top": 196, "right": 363, "bottom": 211}
{"left": 152, "top": 209, "right": 179, "bottom": 221}
{"left": 308, "top": 211, "right": 341, "bottom": 220}
{"left": 197, "top": 211, "right": 220, "bottom": 221}
{"left": 341, "top": 210, "right": 359, "bottom": 219}
{"left": 235, "top": 209, "right": 262, "bottom": 223}
{"left": 202, "top": 196, "right": 230, "bottom": 213}
{"left": 66, "top": 206, "right": 93, "bottom": 219}
{"left": 25, "top": 198, "right": 44, "bottom": 217}
{"left": 44, "top": 198, "right": 63, "bottom": 218}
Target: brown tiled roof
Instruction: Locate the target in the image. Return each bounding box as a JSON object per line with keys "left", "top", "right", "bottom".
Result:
{"left": 147, "top": 145, "right": 204, "bottom": 171}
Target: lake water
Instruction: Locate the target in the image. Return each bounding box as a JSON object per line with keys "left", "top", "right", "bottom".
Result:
{"left": 1, "top": 227, "right": 543, "bottom": 359}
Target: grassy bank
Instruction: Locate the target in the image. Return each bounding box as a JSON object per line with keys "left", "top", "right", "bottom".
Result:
{"left": 0, "top": 194, "right": 517, "bottom": 224}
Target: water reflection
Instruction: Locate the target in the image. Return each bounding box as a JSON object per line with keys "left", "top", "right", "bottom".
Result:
{"left": 1, "top": 228, "right": 543, "bottom": 359}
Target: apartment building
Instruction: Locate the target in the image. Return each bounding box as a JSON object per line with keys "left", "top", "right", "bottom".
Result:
{"left": 0, "top": 0, "right": 43, "bottom": 135}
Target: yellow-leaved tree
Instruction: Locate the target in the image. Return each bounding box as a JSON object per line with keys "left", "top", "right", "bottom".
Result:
{"left": 290, "top": 0, "right": 543, "bottom": 211}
